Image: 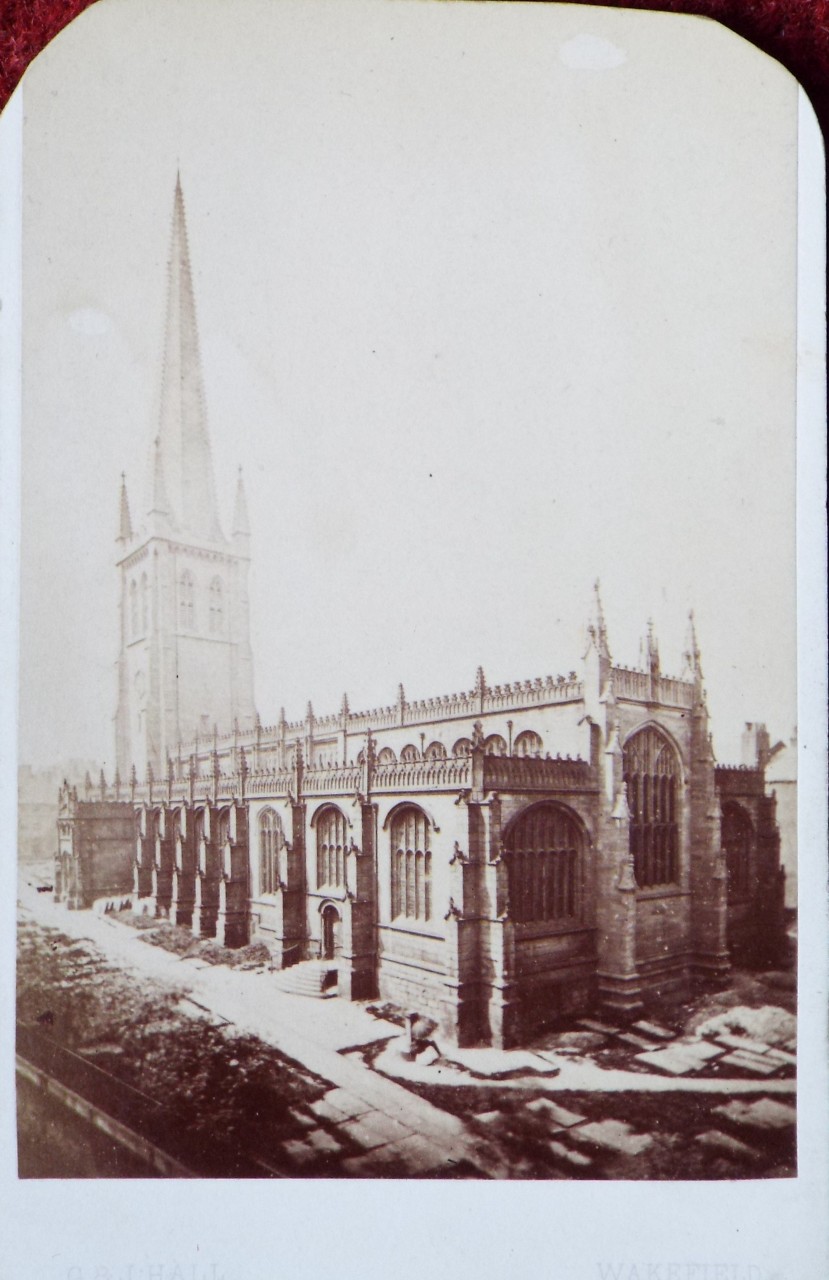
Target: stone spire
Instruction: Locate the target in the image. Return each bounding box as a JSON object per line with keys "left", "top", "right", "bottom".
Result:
{"left": 232, "top": 466, "right": 250, "bottom": 539}
{"left": 153, "top": 173, "right": 224, "bottom": 542}
{"left": 148, "top": 436, "right": 171, "bottom": 525}
{"left": 117, "top": 472, "right": 133, "bottom": 542}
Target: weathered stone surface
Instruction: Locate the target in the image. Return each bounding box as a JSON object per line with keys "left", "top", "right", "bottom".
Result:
{"left": 713, "top": 1099, "right": 797, "bottom": 1131}
{"left": 577, "top": 1018, "right": 619, "bottom": 1036}
{"left": 634, "top": 1047, "right": 698, "bottom": 1075}
{"left": 569, "top": 1119, "right": 652, "bottom": 1156}
{"left": 632, "top": 1019, "right": 675, "bottom": 1041}
{"left": 712, "top": 1032, "right": 772, "bottom": 1056}
{"left": 677, "top": 1039, "right": 725, "bottom": 1063}
{"left": 339, "top": 1110, "right": 411, "bottom": 1150}
{"left": 283, "top": 1136, "right": 324, "bottom": 1167}
{"left": 312, "top": 1087, "right": 374, "bottom": 1120}
{"left": 696, "top": 1130, "right": 763, "bottom": 1162}
{"left": 288, "top": 1107, "right": 316, "bottom": 1130}
{"left": 719, "top": 1050, "right": 780, "bottom": 1076}
{"left": 305, "top": 1127, "right": 343, "bottom": 1154}
{"left": 473, "top": 1110, "right": 504, "bottom": 1127}
{"left": 617, "top": 1031, "right": 657, "bottom": 1050}
{"left": 548, "top": 1139, "right": 592, "bottom": 1168}
{"left": 526, "top": 1098, "right": 585, "bottom": 1127}
{"left": 764, "top": 1047, "right": 797, "bottom": 1067}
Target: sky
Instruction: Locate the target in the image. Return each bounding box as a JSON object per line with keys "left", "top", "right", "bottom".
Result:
{"left": 15, "top": 0, "right": 799, "bottom": 771}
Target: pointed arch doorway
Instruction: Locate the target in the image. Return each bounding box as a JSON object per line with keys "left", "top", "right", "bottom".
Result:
{"left": 320, "top": 903, "right": 342, "bottom": 961}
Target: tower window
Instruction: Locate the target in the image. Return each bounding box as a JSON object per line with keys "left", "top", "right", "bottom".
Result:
{"left": 140, "top": 573, "right": 149, "bottom": 633}
{"left": 209, "top": 577, "right": 224, "bottom": 634}
{"left": 129, "top": 579, "right": 139, "bottom": 638}
{"left": 179, "top": 570, "right": 195, "bottom": 630}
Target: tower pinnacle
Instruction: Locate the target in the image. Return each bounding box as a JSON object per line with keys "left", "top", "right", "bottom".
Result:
{"left": 232, "top": 466, "right": 250, "bottom": 538}
{"left": 117, "top": 472, "right": 133, "bottom": 542}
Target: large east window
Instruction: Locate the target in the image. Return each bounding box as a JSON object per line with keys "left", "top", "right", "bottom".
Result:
{"left": 623, "top": 726, "right": 680, "bottom": 888}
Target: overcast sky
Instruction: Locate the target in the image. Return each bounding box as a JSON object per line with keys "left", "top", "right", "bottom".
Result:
{"left": 17, "top": 0, "right": 798, "bottom": 771}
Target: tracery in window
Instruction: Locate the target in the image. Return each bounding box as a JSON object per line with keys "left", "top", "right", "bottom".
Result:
{"left": 390, "top": 805, "right": 432, "bottom": 922}
{"left": 504, "top": 803, "right": 581, "bottom": 923}
{"left": 514, "top": 730, "right": 543, "bottom": 758}
{"left": 623, "top": 727, "right": 681, "bottom": 888}
{"left": 259, "top": 807, "right": 284, "bottom": 895}
{"left": 722, "top": 801, "right": 752, "bottom": 900}
{"left": 316, "top": 806, "right": 347, "bottom": 890}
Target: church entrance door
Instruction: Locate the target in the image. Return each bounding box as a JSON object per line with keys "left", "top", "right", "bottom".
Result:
{"left": 321, "top": 904, "right": 341, "bottom": 961}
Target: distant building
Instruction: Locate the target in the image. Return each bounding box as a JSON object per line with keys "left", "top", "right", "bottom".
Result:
{"left": 762, "top": 729, "right": 797, "bottom": 912}
{"left": 18, "top": 760, "right": 97, "bottom": 864}
{"left": 54, "top": 182, "right": 787, "bottom": 1047}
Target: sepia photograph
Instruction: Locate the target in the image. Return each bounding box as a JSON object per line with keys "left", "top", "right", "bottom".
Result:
{"left": 3, "top": 0, "right": 824, "bottom": 1250}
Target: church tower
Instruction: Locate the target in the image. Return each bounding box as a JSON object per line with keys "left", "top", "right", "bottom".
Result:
{"left": 115, "top": 177, "right": 256, "bottom": 777}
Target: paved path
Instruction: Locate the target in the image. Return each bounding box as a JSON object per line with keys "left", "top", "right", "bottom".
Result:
{"left": 18, "top": 887, "right": 502, "bottom": 1177}
{"left": 18, "top": 883, "right": 795, "bottom": 1179}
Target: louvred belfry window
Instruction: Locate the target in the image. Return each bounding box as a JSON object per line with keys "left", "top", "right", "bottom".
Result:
{"left": 504, "top": 804, "right": 580, "bottom": 923}
{"left": 623, "top": 727, "right": 681, "bottom": 888}
{"left": 391, "top": 806, "right": 432, "bottom": 922}
{"left": 209, "top": 576, "right": 224, "bottom": 634}
{"left": 316, "top": 806, "right": 347, "bottom": 890}
{"left": 179, "top": 570, "right": 195, "bottom": 629}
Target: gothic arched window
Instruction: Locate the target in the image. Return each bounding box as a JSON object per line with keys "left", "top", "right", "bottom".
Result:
{"left": 452, "top": 738, "right": 473, "bottom": 758}
{"left": 129, "top": 579, "right": 138, "bottom": 637}
{"left": 140, "top": 573, "right": 149, "bottom": 633}
{"left": 623, "top": 726, "right": 681, "bottom": 888}
{"left": 377, "top": 747, "right": 397, "bottom": 765}
{"left": 316, "top": 806, "right": 347, "bottom": 890}
{"left": 722, "top": 802, "right": 753, "bottom": 901}
{"left": 424, "top": 741, "right": 446, "bottom": 761}
{"left": 504, "top": 803, "right": 581, "bottom": 923}
{"left": 259, "top": 807, "right": 284, "bottom": 896}
{"left": 514, "top": 730, "right": 543, "bottom": 758}
{"left": 209, "top": 577, "right": 224, "bottom": 635}
{"left": 390, "top": 805, "right": 432, "bottom": 922}
{"left": 179, "top": 570, "right": 195, "bottom": 630}
{"left": 400, "top": 745, "right": 419, "bottom": 763}
{"left": 484, "top": 734, "right": 507, "bottom": 756}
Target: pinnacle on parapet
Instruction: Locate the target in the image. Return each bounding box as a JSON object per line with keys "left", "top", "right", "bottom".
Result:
{"left": 683, "top": 609, "right": 703, "bottom": 678}
{"left": 475, "top": 666, "right": 487, "bottom": 696}
{"left": 232, "top": 466, "right": 251, "bottom": 538}
{"left": 118, "top": 473, "right": 134, "bottom": 542}
{"left": 586, "top": 578, "right": 611, "bottom": 661}
{"left": 397, "top": 683, "right": 406, "bottom": 705}
{"left": 341, "top": 693, "right": 350, "bottom": 716}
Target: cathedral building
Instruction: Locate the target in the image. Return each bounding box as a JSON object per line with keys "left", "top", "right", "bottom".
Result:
{"left": 54, "top": 183, "right": 785, "bottom": 1048}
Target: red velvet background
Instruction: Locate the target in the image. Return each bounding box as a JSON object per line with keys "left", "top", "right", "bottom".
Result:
{"left": 1, "top": 1, "right": 827, "bottom": 137}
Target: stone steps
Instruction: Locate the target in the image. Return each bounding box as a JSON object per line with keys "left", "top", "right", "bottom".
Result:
{"left": 272, "top": 960, "right": 338, "bottom": 998}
